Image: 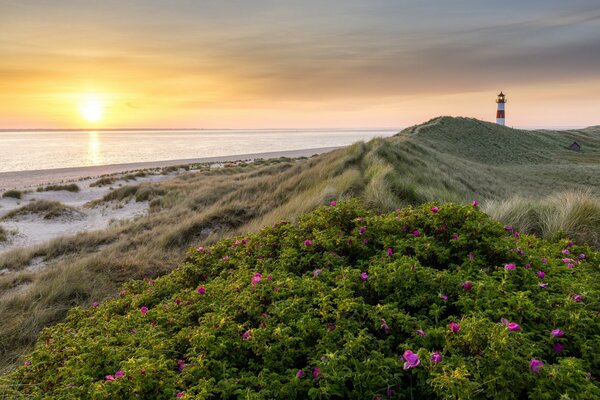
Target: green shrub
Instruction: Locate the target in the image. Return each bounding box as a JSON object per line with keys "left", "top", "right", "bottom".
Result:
{"left": 2, "top": 190, "right": 22, "bottom": 199}
{"left": 3, "top": 201, "right": 599, "bottom": 399}
{"left": 36, "top": 183, "right": 80, "bottom": 193}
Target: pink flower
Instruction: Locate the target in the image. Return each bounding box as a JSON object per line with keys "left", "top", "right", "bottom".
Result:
{"left": 567, "top": 263, "right": 575, "bottom": 268}
{"left": 440, "top": 294, "right": 448, "bottom": 301}
{"left": 468, "top": 253, "right": 475, "bottom": 260}
{"left": 242, "top": 330, "right": 251, "bottom": 340}
{"left": 513, "top": 231, "right": 520, "bottom": 238}
{"left": 251, "top": 272, "right": 262, "bottom": 287}
{"left": 452, "top": 233, "right": 459, "bottom": 240}
{"left": 402, "top": 350, "right": 420, "bottom": 369}
{"left": 105, "top": 375, "right": 115, "bottom": 381}
{"left": 430, "top": 352, "right": 442, "bottom": 364}
{"left": 536, "top": 271, "right": 545, "bottom": 279}
{"left": 472, "top": 200, "right": 479, "bottom": 207}
{"left": 507, "top": 322, "right": 521, "bottom": 331}
{"left": 140, "top": 306, "right": 149, "bottom": 315}
{"left": 92, "top": 302, "right": 99, "bottom": 308}
{"left": 562, "top": 249, "right": 570, "bottom": 255}
{"left": 504, "top": 263, "right": 516, "bottom": 270}
{"left": 553, "top": 343, "right": 565, "bottom": 353}
{"left": 504, "top": 225, "right": 513, "bottom": 231}
{"left": 363, "top": 239, "right": 369, "bottom": 244}
{"left": 360, "top": 272, "right": 369, "bottom": 281}
{"left": 196, "top": 246, "right": 205, "bottom": 252}
{"left": 359, "top": 226, "right": 367, "bottom": 235}
{"left": 539, "top": 283, "right": 548, "bottom": 288}
{"left": 197, "top": 286, "right": 206, "bottom": 294}
{"left": 312, "top": 367, "right": 320, "bottom": 379}
{"left": 222, "top": 255, "right": 229, "bottom": 261}
{"left": 415, "top": 329, "right": 426, "bottom": 336}
{"left": 177, "top": 360, "right": 186, "bottom": 371}
{"left": 387, "top": 247, "right": 393, "bottom": 257}
{"left": 115, "top": 370, "right": 124, "bottom": 378}
{"left": 579, "top": 253, "right": 586, "bottom": 260}
{"left": 562, "top": 258, "right": 571, "bottom": 263}
{"left": 176, "top": 392, "right": 184, "bottom": 398}
{"left": 431, "top": 206, "right": 439, "bottom": 213}
{"left": 386, "top": 387, "right": 393, "bottom": 397}
{"left": 330, "top": 200, "right": 337, "bottom": 206}
{"left": 462, "top": 281, "right": 473, "bottom": 291}
{"left": 551, "top": 329, "right": 564, "bottom": 337}
{"left": 411, "top": 229, "right": 419, "bottom": 237}
{"left": 23, "top": 361, "right": 31, "bottom": 366}
{"left": 574, "top": 295, "right": 583, "bottom": 302}
{"left": 304, "top": 240, "right": 312, "bottom": 246}
{"left": 313, "top": 269, "right": 323, "bottom": 277}
{"left": 175, "top": 298, "right": 181, "bottom": 305}
{"left": 449, "top": 322, "right": 460, "bottom": 333}
{"left": 296, "top": 369, "right": 304, "bottom": 378}
{"left": 524, "top": 264, "right": 531, "bottom": 269}
{"left": 541, "top": 257, "right": 548, "bottom": 264}
{"left": 529, "top": 359, "right": 543, "bottom": 373}
{"left": 567, "top": 241, "right": 574, "bottom": 247}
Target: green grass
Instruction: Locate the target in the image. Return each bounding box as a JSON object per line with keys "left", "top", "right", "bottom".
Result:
{"left": 2, "top": 190, "right": 23, "bottom": 200}
{"left": 1, "top": 116, "right": 599, "bottom": 374}
{"left": 36, "top": 184, "right": 80, "bottom": 193}
{"left": 2, "top": 200, "right": 79, "bottom": 220}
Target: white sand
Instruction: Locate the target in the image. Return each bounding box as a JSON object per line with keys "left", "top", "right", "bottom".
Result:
{"left": 0, "top": 147, "right": 339, "bottom": 256}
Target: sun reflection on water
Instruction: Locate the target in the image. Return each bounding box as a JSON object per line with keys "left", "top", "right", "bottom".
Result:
{"left": 87, "top": 131, "right": 101, "bottom": 165}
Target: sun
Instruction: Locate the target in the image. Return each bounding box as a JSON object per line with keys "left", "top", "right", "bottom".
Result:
{"left": 79, "top": 96, "right": 105, "bottom": 122}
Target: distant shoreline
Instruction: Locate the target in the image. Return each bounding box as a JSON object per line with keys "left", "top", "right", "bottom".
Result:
{"left": 0, "top": 146, "right": 340, "bottom": 191}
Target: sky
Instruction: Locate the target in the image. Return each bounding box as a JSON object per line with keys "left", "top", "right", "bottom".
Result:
{"left": 1, "top": 0, "right": 599, "bottom": 129}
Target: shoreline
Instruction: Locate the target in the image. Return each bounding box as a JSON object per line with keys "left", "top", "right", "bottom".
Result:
{"left": 0, "top": 146, "right": 340, "bottom": 191}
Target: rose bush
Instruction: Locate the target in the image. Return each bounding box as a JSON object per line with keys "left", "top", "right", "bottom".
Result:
{"left": 2, "top": 200, "right": 599, "bottom": 399}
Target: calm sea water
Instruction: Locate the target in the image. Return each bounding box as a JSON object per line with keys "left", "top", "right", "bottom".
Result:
{"left": 0, "top": 129, "right": 397, "bottom": 173}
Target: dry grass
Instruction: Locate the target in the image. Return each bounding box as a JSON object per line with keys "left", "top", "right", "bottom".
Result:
{"left": 0, "top": 226, "right": 6, "bottom": 242}
{"left": 1, "top": 190, "right": 22, "bottom": 199}
{"left": 1, "top": 117, "right": 600, "bottom": 373}
{"left": 36, "top": 183, "right": 80, "bottom": 193}
{"left": 484, "top": 190, "right": 600, "bottom": 248}
{"left": 2, "top": 200, "right": 79, "bottom": 220}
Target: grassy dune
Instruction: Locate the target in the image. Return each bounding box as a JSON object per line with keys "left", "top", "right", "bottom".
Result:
{"left": 1, "top": 117, "right": 599, "bottom": 372}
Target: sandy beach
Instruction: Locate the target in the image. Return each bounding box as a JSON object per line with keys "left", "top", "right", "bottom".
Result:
{"left": 0, "top": 146, "right": 340, "bottom": 191}
{"left": 0, "top": 146, "right": 339, "bottom": 256}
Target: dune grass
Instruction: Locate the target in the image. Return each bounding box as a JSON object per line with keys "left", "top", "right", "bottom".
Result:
{"left": 1, "top": 117, "right": 600, "bottom": 374}
{"left": 484, "top": 190, "right": 600, "bottom": 248}
{"left": 2, "top": 200, "right": 79, "bottom": 220}
{"left": 36, "top": 183, "right": 80, "bottom": 193}
{"left": 0, "top": 226, "right": 6, "bottom": 242}
{"left": 2, "top": 190, "right": 22, "bottom": 200}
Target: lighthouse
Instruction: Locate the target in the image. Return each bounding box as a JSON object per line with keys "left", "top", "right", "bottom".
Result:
{"left": 496, "top": 91, "right": 506, "bottom": 126}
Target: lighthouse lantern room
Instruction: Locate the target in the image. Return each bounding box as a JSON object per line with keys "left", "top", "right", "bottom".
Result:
{"left": 496, "top": 91, "right": 506, "bottom": 126}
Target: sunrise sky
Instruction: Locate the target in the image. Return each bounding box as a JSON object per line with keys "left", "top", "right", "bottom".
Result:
{"left": 1, "top": 0, "right": 599, "bottom": 129}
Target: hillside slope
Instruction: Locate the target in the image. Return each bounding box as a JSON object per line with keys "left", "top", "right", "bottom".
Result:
{"left": 1, "top": 117, "right": 599, "bottom": 372}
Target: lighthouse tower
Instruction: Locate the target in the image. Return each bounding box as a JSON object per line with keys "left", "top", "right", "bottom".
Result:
{"left": 496, "top": 91, "right": 506, "bottom": 126}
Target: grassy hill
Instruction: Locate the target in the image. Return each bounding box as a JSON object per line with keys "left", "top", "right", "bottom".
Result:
{"left": 2, "top": 202, "right": 599, "bottom": 398}
{"left": 0, "top": 116, "right": 599, "bottom": 373}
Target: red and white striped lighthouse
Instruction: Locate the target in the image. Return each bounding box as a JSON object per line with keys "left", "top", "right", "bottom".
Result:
{"left": 496, "top": 91, "right": 506, "bottom": 126}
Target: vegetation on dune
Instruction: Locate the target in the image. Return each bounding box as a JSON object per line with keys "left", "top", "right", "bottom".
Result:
{"left": 2, "top": 190, "right": 23, "bottom": 199}
{"left": 1, "top": 116, "right": 600, "bottom": 374}
{"left": 485, "top": 190, "right": 600, "bottom": 249}
{"left": 0, "top": 225, "right": 6, "bottom": 242}
{"left": 2, "top": 202, "right": 599, "bottom": 399}
{"left": 36, "top": 183, "right": 80, "bottom": 193}
{"left": 1, "top": 200, "right": 80, "bottom": 221}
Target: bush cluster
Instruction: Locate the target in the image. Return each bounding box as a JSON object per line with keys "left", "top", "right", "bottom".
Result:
{"left": 3, "top": 201, "right": 599, "bottom": 399}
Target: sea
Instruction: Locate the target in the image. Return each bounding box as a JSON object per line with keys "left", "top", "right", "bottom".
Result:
{"left": 0, "top": 129, "right": 397, "bottom": 173}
